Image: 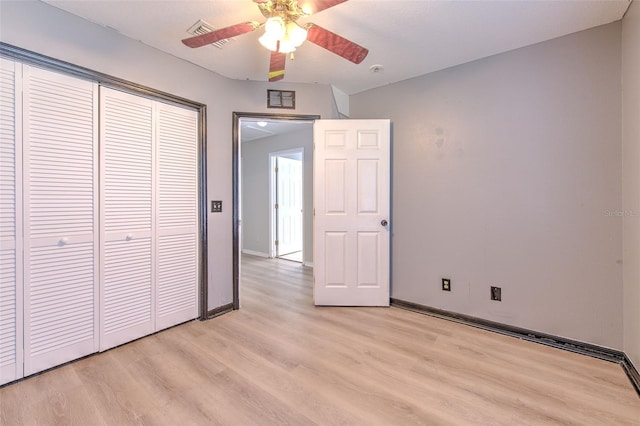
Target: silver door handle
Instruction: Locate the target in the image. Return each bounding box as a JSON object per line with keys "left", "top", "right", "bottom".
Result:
{"left": 381, "top": 220, "right": 388, "bottom": 227}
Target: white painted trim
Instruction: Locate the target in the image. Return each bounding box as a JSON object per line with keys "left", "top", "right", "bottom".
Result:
{"left": 303, "top": 261, "right": 314, "bottom": 269}
{"left": 242, "top": 249, "right": 271, "bottom": 258}
{"left": 269, "top": 154, "right": 276, "bottom": 258}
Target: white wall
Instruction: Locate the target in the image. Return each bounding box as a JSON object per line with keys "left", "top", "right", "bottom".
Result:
{"left": 0, "top": 0, "right": 337, "bottom": 311}
{"left": 622, "top": 0, "right": 640, "bottom": 369}
{"left": 241, "top": 127, "right": 314, "bottom": 264}
{"left": 351, "top": 23, "right": 623, "bottom": 349}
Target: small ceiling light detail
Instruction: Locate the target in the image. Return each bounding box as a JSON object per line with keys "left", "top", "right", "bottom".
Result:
{"left": 257, "top": 121, "right": 268, "bottom": 127}
{"left": 259, "top": 17, "right": 308, "bottom": 54}
{"left": 369, "top": 64, "right": 384, "bottom": 73}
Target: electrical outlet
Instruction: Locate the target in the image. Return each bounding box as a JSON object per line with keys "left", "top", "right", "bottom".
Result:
{"left": 442, "top": 278, "right": 451, "bottom": 292}
{"left": 211, "top": 200, "right": 222, "bottom": 213}
{"left": 491, "top": 286, "right": 501, "bottom": 301}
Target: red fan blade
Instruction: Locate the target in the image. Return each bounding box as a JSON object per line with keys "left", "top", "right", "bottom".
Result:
{"left": 299, "top": 0, "right": 348, "bottom": 15}
{"left": 182, "top": 22, "right": 259, "bottom": 48}
{"left": 268, "top": 51, "right": 286, "bottom": 82}
{"left": 306, "top": 24, "right": 368, "bottom": 64}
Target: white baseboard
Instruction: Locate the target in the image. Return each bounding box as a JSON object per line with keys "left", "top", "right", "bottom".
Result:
{"left": 303, "top": 261, "right": 314, "bottom": 268}
{"left": 242, "top": 249, "right": 271, "bottom": 258}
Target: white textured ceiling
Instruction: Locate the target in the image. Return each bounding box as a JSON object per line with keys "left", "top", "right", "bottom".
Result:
{"left": 43, "top": 0, "right": 631, "bottom": 95}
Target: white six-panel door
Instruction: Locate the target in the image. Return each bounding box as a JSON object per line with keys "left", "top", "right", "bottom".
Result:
{"left": 0, "top": 58, "right": 23, "bottom": 385}
{"left": 22, "top": 65, "right": 99, "bottom": 375}
{"left": 313, "top": 119, "right": 390, "bottom": 306}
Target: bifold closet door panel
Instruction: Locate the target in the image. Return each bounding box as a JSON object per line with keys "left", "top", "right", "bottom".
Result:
{"left": 0, "top": 58, "right": 23, "bottom": 385}
{"left": 156, "top": 103, "right": 198, "bottom": 331}
{"left": 22, "top": 66, "right": 99, "bottom": 376}
{"left": 100, "top": 88, "right": 154, "bottom": 351}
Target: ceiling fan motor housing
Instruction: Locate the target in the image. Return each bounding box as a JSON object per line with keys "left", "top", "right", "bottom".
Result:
{"left": 257, "top": 0, "right": 309, "bottom": 23}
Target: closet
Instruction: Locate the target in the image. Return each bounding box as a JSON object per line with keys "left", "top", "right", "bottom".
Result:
{"left": 100, "top": 88, "right": 199, "bottom": 350}
{"left": 0, "top": 59, "right": 199, "bottom": 385}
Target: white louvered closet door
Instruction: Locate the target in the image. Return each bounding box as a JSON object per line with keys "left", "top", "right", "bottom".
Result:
{"left": 22, "top": 66, "right": 99, "bottom": 376}
{"left": 0, "top": 59, "right": 23, "bottom": 385}
{"left": 100, "top": 88, "right": 154, "bottom": 351}
{"left": 156, "top": 103, "right": 198, "bottom": 331}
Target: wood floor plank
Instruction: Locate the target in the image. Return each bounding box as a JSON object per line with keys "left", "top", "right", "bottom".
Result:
{"left": 1, "top": 254, "right": 639, "bottom": 425}
{"left": 197, "top": 327, "right": 364, "bottom": 424}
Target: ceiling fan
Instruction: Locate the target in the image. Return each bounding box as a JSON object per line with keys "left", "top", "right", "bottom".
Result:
{"left": 181, "top": 0, "right": 369, "bottom": 82}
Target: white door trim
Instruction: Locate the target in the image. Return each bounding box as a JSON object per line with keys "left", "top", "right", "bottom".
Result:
{"left": 269, "top": 147, "right": 304, "bottom": 259}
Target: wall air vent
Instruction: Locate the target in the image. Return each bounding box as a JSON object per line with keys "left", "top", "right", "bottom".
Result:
{"left": 186, "top": 19, "right": 230, "bottom": 49}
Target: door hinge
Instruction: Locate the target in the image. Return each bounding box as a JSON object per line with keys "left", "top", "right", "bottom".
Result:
{"left": 275, "top": 203, "right": 279, "bottom": 209}
{"left": 275, "top": 240, "right": 279, "bottom": 246}
{"left": 275, "top": 166, "right": 279, "bottom": 173}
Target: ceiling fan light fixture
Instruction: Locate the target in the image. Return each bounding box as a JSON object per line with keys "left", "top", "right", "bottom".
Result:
{"left": 259, "top": 32, "right": 280, "bottom": 51}
{"left": 287, "top": 22, "right": 308, "bottom": 47}
{"left": 277, "top": 39, "right": 297, "bottom": 54}
{"left": 260, "top": 16, "right": 286, "bottom": 51}
{"left": 264, "top": 16, "right": 286, "bottom": 38}
{"left": 260, "top": 16, "right": 307, "bottom": 53}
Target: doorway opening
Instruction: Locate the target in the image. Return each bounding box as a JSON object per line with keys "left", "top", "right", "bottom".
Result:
{"left": 233, "top": 112, "right": 319, "bottom": 309}
{"left": 271, "top": 149, "right": 304, "bottom": 263}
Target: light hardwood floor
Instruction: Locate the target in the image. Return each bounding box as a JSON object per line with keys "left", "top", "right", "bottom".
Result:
{"left": 1, "top": 255, "right": 639, "bottom": 425}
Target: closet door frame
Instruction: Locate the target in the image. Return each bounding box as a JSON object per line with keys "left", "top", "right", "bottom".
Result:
{"left": 0, "top": 44, "right": 209, "bottom": 320}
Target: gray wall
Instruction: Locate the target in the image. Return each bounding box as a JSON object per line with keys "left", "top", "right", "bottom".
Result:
{"left": 623, "top": 0, "right": 640, "bottom": 369}
{"left": 241, "top": 127, "right": 314, "bottom": 265}
{"left": 2, "top": 0, "right": 636, "bottom": 361}
{"left": 351, "top": 23, "right": 623, "bottom": 349}
{"left": 0, "top": 0, "right": 338, "bottom": 310}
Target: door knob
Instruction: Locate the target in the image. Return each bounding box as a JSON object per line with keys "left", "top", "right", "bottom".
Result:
{"left": 381, "top": 220, "right": 388, "bottom": 227}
